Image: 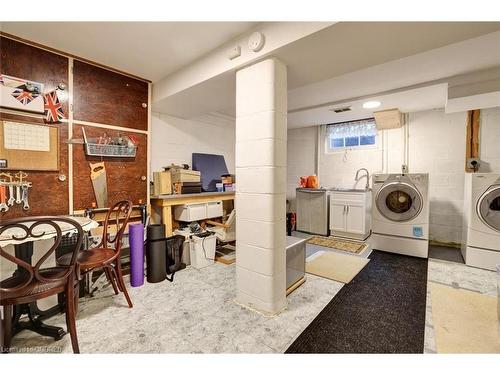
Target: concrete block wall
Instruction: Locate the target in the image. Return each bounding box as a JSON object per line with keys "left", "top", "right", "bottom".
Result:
{"left": 235, "top": 58, "right": 287, "bottom": 315}
{"left": 480, "top": 107, "right": 500, "bottom": 172}
{"left": 150, "top": 112, "right": 235, "bottom": 176}
{"left": 286, "top": 126, "right": 317, "bottom": 211}
{"left": 408, "top": 110, "right": 466, "bottom": 245}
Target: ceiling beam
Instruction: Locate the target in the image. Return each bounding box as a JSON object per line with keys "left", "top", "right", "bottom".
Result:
{"left": 152, "top": 22, "right": 334, "bottom": 107}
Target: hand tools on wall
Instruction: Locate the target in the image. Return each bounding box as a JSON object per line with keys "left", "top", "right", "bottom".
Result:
{"left": 0, "top": 171, "right": 33, "bottom": 212}
{"left": 89, "top": 162, "right": 108, "bottom": 208}
{"left": 0, "top": 185, "right": 8, "bottom": 212}
{"left": 7, "top": 183, "right": 15, "bottom": 206}
{"left": 21, "top": 185, "right": 30, "bottom": 210}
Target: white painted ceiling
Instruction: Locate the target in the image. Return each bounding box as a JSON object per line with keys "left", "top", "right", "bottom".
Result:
{"left": 153, "top": 22, "right": 500, "bottom": 126}
{"left": 279, "top": 22, "right": 500, "bottom": 90}
{"left": 4, "top": 21, "right": 498, "bottom": 127}
{"left": 0, "top": 22, "right": 258, "bottom": 81}
{"left": 288, "top": 84, "right": 448, "bottom": 129}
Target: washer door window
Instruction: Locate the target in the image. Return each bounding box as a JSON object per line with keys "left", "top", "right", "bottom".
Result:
{"left": 376, "top": 182, "right": 423, "bottom": 222}
{"left": 477, "top": 185, "right": 500, "bottom": 232}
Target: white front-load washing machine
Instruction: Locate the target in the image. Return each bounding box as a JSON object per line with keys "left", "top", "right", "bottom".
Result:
{"left": 371, "top": 173, "right": 429, "bottom": 258}
{"left": 462, "top": 173, "right": 500, "bottom": 270}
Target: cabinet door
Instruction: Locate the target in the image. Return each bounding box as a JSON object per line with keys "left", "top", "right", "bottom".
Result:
{"left": 346, "top": 203, "right": 365, "bottom": 235}
{"left": 296, "top": 191, "right": 310, "bottom": 232}
{"left": 330, "top": 201, "right": 346, "bottom": 232}
{"left": 309, "top": 192, "right": 327, "bottom": 235}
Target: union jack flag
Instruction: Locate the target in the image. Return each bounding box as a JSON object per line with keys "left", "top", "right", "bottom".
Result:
{"left": 11, "top": 88, "right": 39, "bottom": 105}
{"left": 43, "top": 90, "right": 64, "bottom": 123}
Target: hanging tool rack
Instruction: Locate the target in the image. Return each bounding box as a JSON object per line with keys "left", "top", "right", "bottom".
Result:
{"left": 0, "top": 171, "right": 33, "bottom": 212}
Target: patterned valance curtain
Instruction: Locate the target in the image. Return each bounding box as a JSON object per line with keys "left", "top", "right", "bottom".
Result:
{"left": 327, "top": 119, "right": 377, "bottom": 139}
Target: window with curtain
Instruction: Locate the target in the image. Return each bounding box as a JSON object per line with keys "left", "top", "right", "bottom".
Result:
{"left": 326, "top": 118, "right": 377, "bottom": 151}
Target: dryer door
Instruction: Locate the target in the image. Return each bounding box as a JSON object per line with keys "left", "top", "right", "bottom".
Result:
{"left": 376, "top": 181, "right": 423, "bottom": 222}
{"left": 477, "top": 185, "right": 500, "bottom": 232}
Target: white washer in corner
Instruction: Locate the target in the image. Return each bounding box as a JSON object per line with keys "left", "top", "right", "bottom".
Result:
{"left": 462, "top": 173, "right": 500, "bottom": 270}
{"left": 371, "top": 173, "right": 429, "bottom": 258}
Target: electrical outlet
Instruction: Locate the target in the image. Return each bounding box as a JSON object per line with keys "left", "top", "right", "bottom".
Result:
{"left": 227, "top": 45, "right": 241, "bottom": 60}
{"left": 0, "top": 159, "right": 7, "bottom": 168}
{"left": 467, "top": 158, "right": 481, "bottom": 170}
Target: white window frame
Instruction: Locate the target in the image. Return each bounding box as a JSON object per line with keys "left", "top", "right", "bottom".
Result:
{"left": 325, "top": 118, "right": 380, "bottom": 154}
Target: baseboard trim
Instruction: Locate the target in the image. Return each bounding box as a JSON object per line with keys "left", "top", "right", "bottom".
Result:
{"left": 429, "top": 240, "right": 461, "bottom": 249}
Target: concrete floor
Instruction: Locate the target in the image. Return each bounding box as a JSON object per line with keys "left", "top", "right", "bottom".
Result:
{"left": 8, "top": 237, "right": 497, "bottom": 353}
{"left": 10, "top": 262, "right": 343, "bottom": 353}
{"left": 428, "top": 245, "right": 464, "bottom": 263}
{"left": 424, "top": 258, "right": 498, "bottom": 353}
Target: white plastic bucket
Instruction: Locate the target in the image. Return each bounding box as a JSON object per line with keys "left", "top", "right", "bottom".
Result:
{"left": 189, "top": 233, "right": 216, "bottom": 269}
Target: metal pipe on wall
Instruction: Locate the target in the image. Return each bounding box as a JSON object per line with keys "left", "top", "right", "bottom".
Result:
{"left": 402, "top": 113, "right": 410, "bottom": 172}
{"left": 315, "top": 125, "right": 322, "bottom": 178}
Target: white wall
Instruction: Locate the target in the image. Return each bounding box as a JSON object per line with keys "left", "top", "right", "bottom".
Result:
{"left": 408, "top": 110, "right": 466, "bottom": 244}
{"left": 480, "top": 107, "right": 500, "bottom": 172}
{"left": 286, "top": 126, "right": 317, "bottom": 211}
{"left": 287, "top": 107, "right": 500, "bottom": 245}
{"left": 151, "top": 112, "right": 235, "bottom": 176}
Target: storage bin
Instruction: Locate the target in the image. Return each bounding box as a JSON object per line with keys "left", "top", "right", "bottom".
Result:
{"left": 189, "top": 233, "right": 216, "bottom": 269}
{"left": 286, "top": 236, "right": 306, "bottom": 290}
{"left": 207, "top": 201, "right": 223, "bottom": 218}
{"left": 174, "top": 203, "right": 207, "bottom": 222}
{"left": 170, "top": 169, "right": 201, "bottom": 183}
{"left": 152, "top": 171, "right": 172, "bottom": 195}
{"left": 173, "top": 228, "right": 192, "bottom": 266}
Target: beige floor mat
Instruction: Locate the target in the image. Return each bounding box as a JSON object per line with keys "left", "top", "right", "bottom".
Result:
{"left": 429, "top": 282, "right": 500, "bottom": 353}
{"left": 306, "top": 251, "right": 369, "bottom": 283}
{"left": 307, "top": 236, "right": 367, "bottom": 254}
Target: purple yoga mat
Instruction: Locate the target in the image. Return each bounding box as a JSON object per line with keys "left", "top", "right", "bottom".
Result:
{"left": 129, "top": 223, "right": 144, "bottom": 287}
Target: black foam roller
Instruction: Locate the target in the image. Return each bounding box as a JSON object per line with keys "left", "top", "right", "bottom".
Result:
{"left": 146, "top": 224, "right": 166, "bottom": 283}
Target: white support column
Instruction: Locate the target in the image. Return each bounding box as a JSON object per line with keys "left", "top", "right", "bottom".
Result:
{"left": 235, "top": 58, "right": 287, "bottom": 315}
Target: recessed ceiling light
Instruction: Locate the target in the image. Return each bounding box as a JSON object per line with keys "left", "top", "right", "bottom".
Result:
{"left": 363, "top": 101, "right": 381, "bottom": 109}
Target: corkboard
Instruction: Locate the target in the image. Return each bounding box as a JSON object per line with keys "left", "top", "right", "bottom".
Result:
{"left": 0, "top": 120, "right": 60, "bottom": 171}
{"left": 0, "top": 116, "right": 69, "bottom": 220}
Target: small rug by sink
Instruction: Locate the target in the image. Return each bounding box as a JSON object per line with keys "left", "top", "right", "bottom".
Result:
{"left": 306, "top": 251, "right": 369, "bottom": 283}
{"left": 307, "top": 236, "right": 367, "bottom": 254}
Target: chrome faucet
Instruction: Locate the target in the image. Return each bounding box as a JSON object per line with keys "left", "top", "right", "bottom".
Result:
{"left": 355, "top": 168, "right": 370, "bottom": 190}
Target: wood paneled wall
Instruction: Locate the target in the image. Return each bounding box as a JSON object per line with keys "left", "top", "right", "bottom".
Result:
{"left": 73, "top": 61, "right": 148, "bottom": 130}
{"left": 72, "top": 125, "right": 148, "bottom": 210}
{"left": 0, "top": 37, "right": 70, "bottom": 219}
{"left": 0, "top": 35, "right": 149, "bottom": 221}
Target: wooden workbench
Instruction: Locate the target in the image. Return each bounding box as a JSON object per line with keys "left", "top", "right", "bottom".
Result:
{"left": 150, "top": 191, "right": 235, "bottom": 235}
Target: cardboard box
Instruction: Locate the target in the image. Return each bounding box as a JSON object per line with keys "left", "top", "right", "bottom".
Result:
{"left": 221, "top": 174, "right": 233, "bottom": 184}
{"left": 153, "top": 171, "right": 172, "bottom": 195}
{"left": 170, "top": 169, "right": 201, "bottom": 183}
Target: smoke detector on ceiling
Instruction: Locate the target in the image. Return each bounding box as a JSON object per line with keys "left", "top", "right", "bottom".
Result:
{"left": 330, "top": 106, "right": 352, "bottom": 113}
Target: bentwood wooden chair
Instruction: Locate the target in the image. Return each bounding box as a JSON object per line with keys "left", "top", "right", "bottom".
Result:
{"left": 57, "top": 200, "right": 134, "bottom": 308}
{"left": 0, "top": 217, "right": 84, "bottom": 354}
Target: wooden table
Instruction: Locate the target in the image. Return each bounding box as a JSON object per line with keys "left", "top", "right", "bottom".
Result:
{"left": 150, "top": 191, "right": 235, "bottom": 236}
